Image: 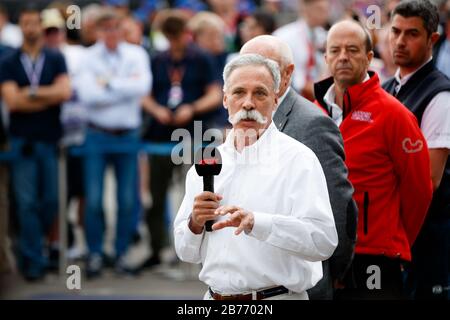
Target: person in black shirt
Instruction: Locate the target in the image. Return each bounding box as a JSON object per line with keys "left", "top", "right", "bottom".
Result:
{"left": 141, "top": 10, "right": 222, "bottom": 268}
{"left": 0, "top": 5, "right": 71, "bottom": 281}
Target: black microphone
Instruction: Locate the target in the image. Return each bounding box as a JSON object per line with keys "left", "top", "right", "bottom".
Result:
{"left": 195, "top": 147, "right": 222, "bottom": 232}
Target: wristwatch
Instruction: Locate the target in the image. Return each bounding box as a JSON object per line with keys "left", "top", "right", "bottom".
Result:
{"left": 28, "top": 86, "right": 38, "bottom": 99}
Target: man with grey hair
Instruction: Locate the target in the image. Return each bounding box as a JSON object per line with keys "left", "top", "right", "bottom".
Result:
{"left": 240, "top": 35, "right": 357, "bottom": 300}
{"left": 174, "top": 54, "right": 338, "bottom": 300}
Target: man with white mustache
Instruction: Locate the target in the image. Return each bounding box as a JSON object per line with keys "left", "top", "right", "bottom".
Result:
{"left": 240, "top": 34, "right": 357, "bottom": 300}
{"left": 228, "top": 108, "right": 268, "bottom": 126}
{"left": 174, "top": 54, "right": 338, "bottom": 300}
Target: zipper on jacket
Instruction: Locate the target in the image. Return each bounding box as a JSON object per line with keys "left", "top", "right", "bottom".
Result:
{"left": 343, "top": 89, "right": 352, "bottom": 120}
{"left": 363, "top": 191, "right": 369, "bottom": 235}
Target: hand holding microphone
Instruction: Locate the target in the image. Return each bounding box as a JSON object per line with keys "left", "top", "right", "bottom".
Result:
{"left": 190, "top": 147, "right": 222, "bottom": 233}
{"left": 190, "top": 192, "right": 222, "bottom": 234}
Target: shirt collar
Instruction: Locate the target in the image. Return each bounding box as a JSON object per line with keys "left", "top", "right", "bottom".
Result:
{"left": 323, "top": 83, "right": 336, "bottom": 108}
{"left": 394, "top": 56, "right": 433, "bottom": 86}
{"left": 323, "top": 73, "right": 370, "bottom": 107}
{"left": 99, "top": 41, "right": 123, "bottom": 57}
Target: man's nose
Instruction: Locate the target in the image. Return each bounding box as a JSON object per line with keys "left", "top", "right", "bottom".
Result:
{"left": 396, "top": 33, "right": 406, "bottom": 47}
{"left": 337, "top": 50, "right": 349, "bottom": 62}
{"left": 242, "top": 94, "right": 255, "bottom": 110}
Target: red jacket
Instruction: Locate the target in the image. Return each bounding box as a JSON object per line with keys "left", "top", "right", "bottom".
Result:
{"left": 314, "top": 72, "right": 433, "bottom": 261}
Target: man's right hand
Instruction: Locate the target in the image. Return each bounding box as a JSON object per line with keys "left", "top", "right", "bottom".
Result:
{"left": 154, "top": 105, "right": 173, "bottom": 125}
{"left": 189, "top": 191, "right": 223, "bottom": 234}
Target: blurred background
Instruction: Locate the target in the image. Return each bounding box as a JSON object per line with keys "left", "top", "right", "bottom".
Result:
{"left": 0, "top": 0, "right": 449, "bottom": 300}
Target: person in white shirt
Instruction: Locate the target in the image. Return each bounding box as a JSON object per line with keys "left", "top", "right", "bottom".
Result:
{"left": 0, "top": 6, "right": 23, "bottom": 48}
{"left": 273, "top": 0, "right": 329, "bottom": 101}
{"left": 174, "top": 54, "right": 338, "bottom": 300}
{"left": 382, "top": 0, "right": 450, "bottom": 300}
{"left": 240, "top": 35, "right": 357, "bottom": 300}
{"left": 77, "top": 8, "right": 152, "bottom": 278}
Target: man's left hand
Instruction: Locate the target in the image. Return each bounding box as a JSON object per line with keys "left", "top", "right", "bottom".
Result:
{"left": 212, "top": 206, "right": 254, "bottom": 235}
{"left": 172, "top": 104, "right": 194, "bottom": 127}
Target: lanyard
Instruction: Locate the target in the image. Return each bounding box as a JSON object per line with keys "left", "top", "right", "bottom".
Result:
{"left": 168, "top": 65, "right": 185, "bottom": 85}
{"left": 20, "top": 52, "right": 45, "bottom": 89}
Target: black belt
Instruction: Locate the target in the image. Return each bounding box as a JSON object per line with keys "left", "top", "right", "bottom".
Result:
{"left": 88, "top": 123, "right": 133, "bottom": 136}
{"left": 209, "top": 286, "right": 289, "bottom": 300}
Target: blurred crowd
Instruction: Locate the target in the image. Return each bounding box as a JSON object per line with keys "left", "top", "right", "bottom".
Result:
{"left": 0, "top": 0, "right": 449, "bottom": 298}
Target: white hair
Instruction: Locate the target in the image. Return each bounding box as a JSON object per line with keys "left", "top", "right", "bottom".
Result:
{"left": 279, "top": 41, "right": 294, "bottom": 68}
{"left": 223, "top": 54, "right": 281, "bottom": 94}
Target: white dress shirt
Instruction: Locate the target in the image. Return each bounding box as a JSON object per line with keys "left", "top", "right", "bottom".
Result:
{"left": 77, "top": 41, "right": 152, "bottom": 129}
{"left": 436, "top": 39, "right": 450, "bottom": 79}
{"left": 394, "top": 59, "right": 450, "bottom": 149}
{"left": 174, "top": 122, "right": 338, "bottom": 294}
{"left": 60, "top": 44, "right": 87, "bottom": 145}
{"left": 0, "top": 23, "right": 22, "bottom": 48}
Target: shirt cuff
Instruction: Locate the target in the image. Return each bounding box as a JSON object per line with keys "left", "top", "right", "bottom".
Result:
{"left": 248, "top": 211, "right": 273, "bottom": 241}
{"left": 183, "top": 219, "right": 205, "bottom": 246}
{"left": 426, "top": 140, "right": 450, "bottom": 149}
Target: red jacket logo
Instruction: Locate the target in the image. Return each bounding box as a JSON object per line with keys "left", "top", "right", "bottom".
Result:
{"left": 351, "top": 111, "right": 373, "bottom": 122}
{"left": 402, "top": 138, "right": 424, "bottom": 153}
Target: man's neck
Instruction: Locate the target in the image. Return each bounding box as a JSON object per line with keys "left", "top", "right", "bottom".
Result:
{"left": 302, "top": 14, "right": 317, "bottom": 29}
{"left": 105, "top": 42, "right": 119, "bottom": 53}
{"left": 170, "top": 47, "right": 186, "bottom": 61}
{"left": 399, "top": 55, "right": 432, "bottom": 78}
{"left": 399, "top": 66, "right": 419, "bottom": 78}
{"left": 276, "top": 86, "right": 290, "bottom": 107}
{"left": 333, "top": 74, "right": 369, "bottom": 108}
{"left": 334, "top": 83, "right": 347, "bottom": 109}
{"left": 22, "top": 40, "right": 43, "bottom": 59}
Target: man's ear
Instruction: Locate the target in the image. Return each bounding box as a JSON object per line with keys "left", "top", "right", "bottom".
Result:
{"left": 367, "top": 50, "right": 374, "bottom": 67}
{"left": 430, "top": 32, "right": 440, "bottom": 46}
{"left": 223, "top": 93, "right": 228, "bottom": 109}
{"left": 285, "top": 64, "right": 294, "bottom": 81}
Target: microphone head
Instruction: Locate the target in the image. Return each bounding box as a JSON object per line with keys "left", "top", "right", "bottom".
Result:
{"left": 195, "top": 147, "right": 222, "bottom": 176}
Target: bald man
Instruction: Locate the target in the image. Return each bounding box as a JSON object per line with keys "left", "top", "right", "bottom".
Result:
{"left": 314, "top": 20, "right": 433, "bottom": 299}
{"left": 241, "top": 35, "right": 357, "bottom": 300}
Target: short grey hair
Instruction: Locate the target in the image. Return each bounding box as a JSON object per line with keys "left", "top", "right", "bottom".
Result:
{"left": 223, "top": 54, "right": 281, "bottom": 94}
